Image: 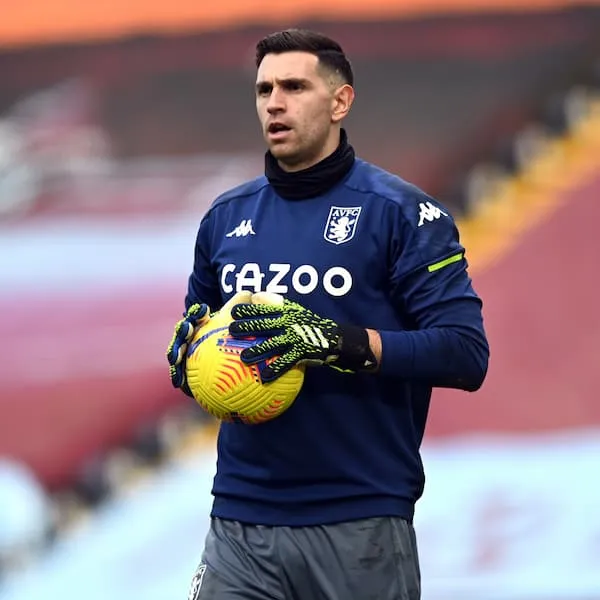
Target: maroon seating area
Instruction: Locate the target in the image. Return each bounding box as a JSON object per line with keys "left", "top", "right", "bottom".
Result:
{"left": 429, "top": 172, "right": 600, "bottom": 437}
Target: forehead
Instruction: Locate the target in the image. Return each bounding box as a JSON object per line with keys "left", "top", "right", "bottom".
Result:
{"left": 256, "top": 51, "right": 321, "bottom": 82}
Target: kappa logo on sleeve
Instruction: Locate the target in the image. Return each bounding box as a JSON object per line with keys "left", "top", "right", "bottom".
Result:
{"left": 226, "top": 219, "right": 256, "bottom": 238}
{"left": 417, "top": 201, "right": 448, "bottom": 227}
{"left": 324, "top": 206, "right": 362, "bottom": 245}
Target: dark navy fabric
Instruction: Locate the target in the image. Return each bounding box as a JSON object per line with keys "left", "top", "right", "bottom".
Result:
{"left": 184, "top": 158, "right": 489, "bottom": 526}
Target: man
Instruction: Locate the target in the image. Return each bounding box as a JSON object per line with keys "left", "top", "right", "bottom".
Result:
{"left": 167, "top": 29, "right": 489, "bottom": 600}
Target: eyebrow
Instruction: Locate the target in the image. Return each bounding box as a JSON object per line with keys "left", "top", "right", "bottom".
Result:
{"left": 255, "top": 77, "right": 311, "bottom": 92}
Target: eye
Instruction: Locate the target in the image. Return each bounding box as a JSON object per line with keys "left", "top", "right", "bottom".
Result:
{"left": 284, "top": 81, "right": 304, "bottom": 92}
{"left": 256, "top": 84, "right": 272, "bottom": 97}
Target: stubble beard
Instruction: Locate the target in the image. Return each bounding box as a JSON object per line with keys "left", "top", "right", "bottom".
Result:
{"left": 271, "top": 133, "right": 328, "bottom": 172}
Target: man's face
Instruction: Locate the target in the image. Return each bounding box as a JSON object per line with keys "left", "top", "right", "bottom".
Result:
{"left": 255, "top": 51, "right": 346, "bottom": 171}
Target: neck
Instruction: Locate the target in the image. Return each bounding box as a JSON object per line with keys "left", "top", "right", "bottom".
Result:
{"left": 264, "top": 128, "right": 355, "bottom": 200}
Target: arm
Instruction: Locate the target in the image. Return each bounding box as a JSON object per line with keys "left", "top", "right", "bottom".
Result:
{"left": 229, "top": 195, "right": 489, "bottom": 389}
{"left": 366, "top": 329, "right": 383, "bottom": 366}
{"left": 366, "top": 300, "right": 488, "bottom": 392}
{"left": 368, "top": 195, "right": 489, "bottom": 391}
{"left": 184, "top": 211, "right": 223, "bottom": 313}
{"left": 166, "top": 210, "right": 223, "bottom": 395}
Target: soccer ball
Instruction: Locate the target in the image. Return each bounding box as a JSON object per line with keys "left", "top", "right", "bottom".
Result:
{"left": 185, "top": 291, "right": 305, "bottom": 424}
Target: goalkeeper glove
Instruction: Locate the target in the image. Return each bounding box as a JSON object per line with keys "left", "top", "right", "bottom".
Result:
{"left": 166, "top": 303, "right": 210, "bottom": 397}
{"left": 229, "top": 296, "right": 377, "bottom": 382}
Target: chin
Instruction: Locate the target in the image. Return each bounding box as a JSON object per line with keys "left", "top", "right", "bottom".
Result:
{"left": 270, "top": 145, "right": 299, "bottom": 163}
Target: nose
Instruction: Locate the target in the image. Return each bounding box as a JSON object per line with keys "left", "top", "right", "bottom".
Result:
{"left": 266, "top": 87, "right": 285, "bottom": 114}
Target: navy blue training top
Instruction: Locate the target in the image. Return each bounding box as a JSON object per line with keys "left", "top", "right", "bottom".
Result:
{"left": 184, "top": 158, "right": 489, "bottom": 526}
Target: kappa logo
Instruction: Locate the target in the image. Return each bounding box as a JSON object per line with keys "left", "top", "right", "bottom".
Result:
{"left": 324, "top": 206, "right": 362, "bottom": 245}
{"left": 226, "top": 219, "right": 256, "bottom": 238}
{"left": 417, "top": 201, "right": 448, "bottom": 227}
{"left": 188, "top": 564, "right": 206, "bottom": 600}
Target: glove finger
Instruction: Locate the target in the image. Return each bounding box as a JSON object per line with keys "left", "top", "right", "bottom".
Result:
{"left": 186, "top": 304, "right": 210, "bottom": 329}
{"left": 167, "top": 342, "right": 189, "bottom": 367}
{"left": 180, "top": 320, "right": 197, "bottom": 343}
{"left": 239, "top": 335, "right": 290, "bottom": 364}
{"left": 167, "top": 320, "right": 194, "bottom": 359}
{"left": 231, "top": 302, "right": 282, "bottom": 320}
{"left": 229, "top": 317, "right": 283, "bottom": 337}
{"left": 169, "top": 364, "right": 185, "bottom": 388}
{"left": 259, "top": 351, "right": 299, "bottom": 383}
{"left": 168, "top": 316, "right": 203, "bottom": 359}
{"left": 166, "top": 327, "right": 183, "bottom": 361}
{"left": 186, "top": 303, "right": 209, "bottom": 319}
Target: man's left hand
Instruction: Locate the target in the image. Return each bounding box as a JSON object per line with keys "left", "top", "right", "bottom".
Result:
{"left": 229, "top": 298, "right": 376, "bottom": 382}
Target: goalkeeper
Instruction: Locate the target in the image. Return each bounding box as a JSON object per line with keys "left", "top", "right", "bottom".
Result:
{"left": 167, "top": 28, "right": 489, "bottom": 600}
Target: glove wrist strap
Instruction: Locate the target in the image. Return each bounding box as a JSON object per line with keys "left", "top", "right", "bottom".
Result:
{"left": 334, "top": 325, "right": 378, "bottom": 372}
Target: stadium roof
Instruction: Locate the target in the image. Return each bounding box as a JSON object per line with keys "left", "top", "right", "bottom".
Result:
{"left": 2, "top": 0, "right": 600, "bottom": 49}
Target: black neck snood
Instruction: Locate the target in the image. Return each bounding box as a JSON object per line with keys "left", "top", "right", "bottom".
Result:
{"left": 264, "top": 129, "right": 356, "bottom": 200}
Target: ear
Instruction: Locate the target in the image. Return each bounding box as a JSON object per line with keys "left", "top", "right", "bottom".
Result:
{"left": 331, "top": 84, "right": 354, "bottom": 124}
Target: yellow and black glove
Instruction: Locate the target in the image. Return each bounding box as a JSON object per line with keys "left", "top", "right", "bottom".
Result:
{"left": 229, "top": 296, "right": 377, "bottom": 382}
{"left": 166, "top": 303, "right": 210, "bottom": 397}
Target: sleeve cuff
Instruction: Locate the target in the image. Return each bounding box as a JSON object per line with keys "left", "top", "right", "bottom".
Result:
{"left": 378, "top": 330, "right": 414, "bottom": 378}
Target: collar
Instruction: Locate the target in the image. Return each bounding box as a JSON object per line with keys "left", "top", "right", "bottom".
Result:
{"left": 264, "top": 129, "right": 355, "bottom": 200}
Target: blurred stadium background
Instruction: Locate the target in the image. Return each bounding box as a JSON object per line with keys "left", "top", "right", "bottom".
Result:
{"left": 1, "top": 1, "right": 600, "bottom": 599}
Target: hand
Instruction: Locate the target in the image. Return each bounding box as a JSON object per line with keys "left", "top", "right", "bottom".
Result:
{"left": 166, "top": 303, "right": 210, "bottom": 396}
{"left": 229, "top": 294, "right": 377, "bottom": 382}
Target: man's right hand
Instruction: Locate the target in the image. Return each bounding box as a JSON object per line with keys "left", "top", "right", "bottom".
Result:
{"left": 166, "top": 303, "right": 210, "bottom": 397}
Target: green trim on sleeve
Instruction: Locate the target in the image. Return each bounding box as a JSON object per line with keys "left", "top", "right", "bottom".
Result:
{"left": 427, "top": 252, "right": 464, "bottom": 273}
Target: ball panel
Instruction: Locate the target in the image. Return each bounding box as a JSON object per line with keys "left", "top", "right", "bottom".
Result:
{"left": 185, "top": 315, "right": 304, "bottom": 424}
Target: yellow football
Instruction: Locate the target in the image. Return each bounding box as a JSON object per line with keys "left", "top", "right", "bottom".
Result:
{"left": 185, "top": 291, "right": 305, "bottom": 424}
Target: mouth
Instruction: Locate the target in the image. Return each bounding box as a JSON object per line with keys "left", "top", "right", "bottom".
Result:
{"left": 267, "top": 123, "right": 292, "bottom": 140}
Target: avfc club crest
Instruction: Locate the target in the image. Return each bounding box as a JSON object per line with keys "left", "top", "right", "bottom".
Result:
{"left": 324, "top": 206, "right": 362, "bottom": 245}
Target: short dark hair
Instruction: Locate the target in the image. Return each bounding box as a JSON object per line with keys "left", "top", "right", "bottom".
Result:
{"left": 255, "top": 29, "right": 354, "bottom": 87}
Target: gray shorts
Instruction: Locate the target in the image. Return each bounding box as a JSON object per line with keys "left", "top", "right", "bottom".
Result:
{"left": 187, "top": 516, "right": 421, "bottom": 600}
